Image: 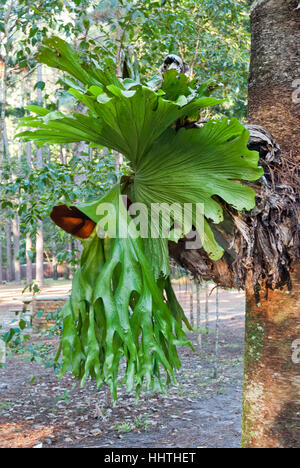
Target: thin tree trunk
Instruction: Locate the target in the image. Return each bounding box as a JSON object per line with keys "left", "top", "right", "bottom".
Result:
{"left": 8, "top": 112, "right": 21, "bottom": 285}
{"left": 59, "top": 145, "right": 67, "bottom": 164}
{"left": 17, "top": 79, "right": 25, "bottom": 166}
{"left": 196, "top": 281, "right": 201, "bottom": 349}
{"left": 114, "top": 0, "right": 125, "bottom": 177}
{"left": 35, "top": 63, "right": 44, "bottom": 286}
{"left": 116, "top": 1, "right": 123, "bottom": 78}
{"left": 3, "top": 117, "right": 21, "bottom": 285}
{"left": 64, "top": 240, "right": 72, "bottom": 280}
{"left": 0, "top": 2, "right": 14, "bottom": 284}
{"left": 26, "top": 141, "right": 32, "bottom": 167}
{"left": 213, "top": 287, "right": 220, "bottom": 379}
{"left": 35, "top": 224, "right": 44, "bottom": 286}
{"left": 36, "top": 64, "right": 43, "bottom": 170}
{"left": 114, "top": 151, "right": 123, "bottom": 179}
{"left": 75, "top": 239, "right": 83, "bottom": 260}
{"left": 0, "top": 2, "right": 12, "bottom": 182}
{"left": 242, "top": 0, "right": 300, "bottom": 448}
{"left": 74, "top": 141, "right": 89, "bottom": 185}
{"left": 0, "top": 231, "right": 3, "bottom": 283}
{"left": 25, "top": 234, "right": 33, "bottom": 285}
{"left": 190, "top": 279, "right": 194, "bottom": 328}
{"left": 2, "top": 122, "right": 13, "bottom": 282}
{"left": 12, "top": 216, "right": 21, "bottom": 284}
{"left": 5, "top": 221, "right": 12, "bottom": 282}
{"left": 205, "top": 282, "right": 209, "bottom": 338}
{"left": 52, "top": 240, "right": 58, "bottom": 281}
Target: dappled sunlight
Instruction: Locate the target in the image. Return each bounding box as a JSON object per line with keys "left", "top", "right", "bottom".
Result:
{"left": 0, "top": 280, "right": 72, "bottom": 308}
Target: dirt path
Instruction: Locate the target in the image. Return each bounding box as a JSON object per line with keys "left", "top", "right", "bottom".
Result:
{"left": 0, "top": 284, "right": 245, "bottom": 448}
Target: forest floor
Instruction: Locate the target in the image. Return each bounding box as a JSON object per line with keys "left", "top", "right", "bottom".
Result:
{"left": 0, "top": 281, "right": 245, "bottom": 448}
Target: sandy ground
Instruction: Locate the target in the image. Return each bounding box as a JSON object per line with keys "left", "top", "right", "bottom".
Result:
{"left": 0, "top": 281, "right": 246, "bottom": 448}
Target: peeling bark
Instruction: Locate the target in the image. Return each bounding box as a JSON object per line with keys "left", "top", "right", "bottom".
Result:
{"left": 170, "top": 125, "right": 300, "bottom": 292}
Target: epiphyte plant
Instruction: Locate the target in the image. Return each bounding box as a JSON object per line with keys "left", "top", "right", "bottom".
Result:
{"left": 17, "top": 37, "right": 263, "bottom": 400}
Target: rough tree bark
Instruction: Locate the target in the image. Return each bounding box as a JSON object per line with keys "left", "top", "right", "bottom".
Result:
{"left": 242, "top": 0, "right": 300, "bottom": 448}
{"left": 26, "top": 234, "right": 32, "bottom": 285}
{"left": 0, "top": 234, "right": 2, "bottom": 284}
{"left": 35, "top": 63, "right": 44, "bottom": 286}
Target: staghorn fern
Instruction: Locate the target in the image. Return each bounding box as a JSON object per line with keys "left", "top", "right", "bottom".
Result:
{"left": 17, "top": 37, "right": 263, "bottom": 400}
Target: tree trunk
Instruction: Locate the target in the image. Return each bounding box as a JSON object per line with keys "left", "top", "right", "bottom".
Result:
{"left": 242, "top": 268, "right": 300, "bottom": 448}
{"left": 35, "top": 63, "right": 44, "bottom": 286}
{"left": 74, "top": 141, "right": 89, "bottom": 185}
{"left": 52, "top": 240, "right": 58, "bottom": 281}
{"left": 0, "top": 2, "right": 15, "bottom": 284}
{"left": 25, "top": 74, "right": 33, "bottom": 285}
{"left": 36, "top": 224, "right": 44, "bottom": 286}
{"left": 5, "top": 221, "right": 12, "bottom": 282}
{"left": 0, "top": 231, "right": 3, "bottom": 283}
{"left": 25, "top": 234, "right": 33, "bottom": 285}
{"left": 12, "top": 215, "right": 21, "bottom": 284}
{"left": 116, "top": 1, "right": 123, "bottom": 79}
{"left": 0, "top": 2, "right": 11, "bottom": 182}
{"left": 75, "top": 239, "right": 83, "bottom": 259}
{"left": 242, "top": 0, "right": 300, "bottom": 448}
{"left": 248, "top": 0, "right": 300, "bottom": 161}
{"left": 64, "top": 240, "right": 73, "bottom": 280}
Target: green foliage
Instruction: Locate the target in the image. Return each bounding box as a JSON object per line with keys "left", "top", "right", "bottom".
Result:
{"left": 0, "top": 319, "right": 31, "bottom": 362}
{"left": 94, "top": 0, "right": 251, "bottom": 119}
